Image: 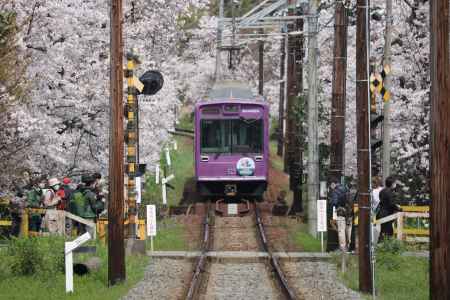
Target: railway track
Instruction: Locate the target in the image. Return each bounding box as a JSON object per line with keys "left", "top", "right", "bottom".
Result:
{"left": 185, "top": 202, "right": 297, "bottom": 300}
{"left": 255, "top": 205, "right": 297, "bottom": 300}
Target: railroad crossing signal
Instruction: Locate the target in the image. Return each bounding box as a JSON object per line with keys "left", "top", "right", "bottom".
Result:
{"left": 370, "top": 112, "right": 384, "bottom": 151}
{"left": 369, "top": 65, "right": 389, "bottom": 152}
{"left": 370, "top": 65, "right": 391, "bottom": 102}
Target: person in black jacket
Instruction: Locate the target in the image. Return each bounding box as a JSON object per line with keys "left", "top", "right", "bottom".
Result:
{"left": 377, "top": 176, "right": 402, "bottom": 240}
{"left": 330, "top": 179, "right": 353, "bottom": 252}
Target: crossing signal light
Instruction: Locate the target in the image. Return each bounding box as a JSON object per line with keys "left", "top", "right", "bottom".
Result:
{"left": 136, "top": 164, "right": 147, "bottom": 177}
{"left": 370, "top": 112, "right": 384, "bottom": 128}
{"left": 139, "top": 70, "right": 164, "bottom": 95}
{"left": 370, "top": 112, "right": 384, "bottom": 151}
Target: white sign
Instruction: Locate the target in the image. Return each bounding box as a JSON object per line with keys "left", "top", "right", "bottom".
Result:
{"left": 155, "top": 165, "right": 160, "bottom": 184}
{"left": 317, "top": 200, "right": 327, "bottom": 232}
{"left": 135, "top": 176, "right": 141, "bottom": 204}
{"left": 146, "top": 205, "right": 157, "bottom": 237}
{"left": 228, "top": 203, "right": 238, "bottom": 215}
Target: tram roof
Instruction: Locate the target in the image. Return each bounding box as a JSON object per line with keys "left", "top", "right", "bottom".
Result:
{"left": 207, "top": 81, "right": 257, "bottom": 100}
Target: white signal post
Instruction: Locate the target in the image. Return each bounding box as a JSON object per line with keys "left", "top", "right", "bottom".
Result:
{"left": 146, "top": 205, "right": 157, "bottom": 252}
{"left": 165, "top": 147, "right": 171, "bottom": 166}
{"left": 155, "top": 165, "right": 160, "bottom": 184}
{"left": 161, "top": 174, "right": 175, "bottom": 205}
{"left": 65, "top": 232, "right": 91, "bottom": 293}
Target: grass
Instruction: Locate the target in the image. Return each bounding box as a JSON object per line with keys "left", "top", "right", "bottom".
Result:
{"left": 142, "top": 135, "right": 194, "bottom": 209}
{"left": 333, "top": 240, "right": 429, "bottom": 300}
{"left": 0, "top": 237, "right": 149, "bottom": 300}
{"left": 269, "top": 141, "right": 284, "bottom": 173}
{"left": 176, "top": 112, "right": 194, "bottom": 131}
{"left": 148, "top": 218, "right": 187, "bottom": 251}
{"left": 337, "top": 254, "right": 429, "bottom": 300}
{"left": 287, "top": 222, "right": 322, "bottom": 252}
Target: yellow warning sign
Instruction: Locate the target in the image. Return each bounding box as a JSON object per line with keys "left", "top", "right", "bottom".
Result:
{"left": 375, "top": 73, "right": 383, "bottom": 93}
{"left": 133, "top": 76, "right": 144, "bottom": 93}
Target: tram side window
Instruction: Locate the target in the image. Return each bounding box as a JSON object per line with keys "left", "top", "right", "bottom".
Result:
{"left": 201, "top": 120, "right": 230, "bottom": 153}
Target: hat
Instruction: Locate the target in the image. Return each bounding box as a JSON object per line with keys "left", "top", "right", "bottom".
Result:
{"left": 48, "top": 178, "right": 60, "bottom": 187}
{"left": 63, "top": 177, "right": 71, "bottom": 185}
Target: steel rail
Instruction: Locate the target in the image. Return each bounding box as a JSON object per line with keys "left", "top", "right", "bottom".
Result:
{"left": 255, "top": 206, "right": 297, "bottom": 300}
{"left": 186, "top": 202, "right": 211, "bottom": 300}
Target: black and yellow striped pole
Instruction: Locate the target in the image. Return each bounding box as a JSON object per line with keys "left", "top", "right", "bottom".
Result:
{"left": 124, "top": 49, "right": 143, "bottom": 238}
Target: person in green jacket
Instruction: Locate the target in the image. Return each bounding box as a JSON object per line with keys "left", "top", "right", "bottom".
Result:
{"left": 70, "top": 175, "right": 104, "bottom": 234}
{"left": 26, "top": 186, "right": 44, "bottom": 232}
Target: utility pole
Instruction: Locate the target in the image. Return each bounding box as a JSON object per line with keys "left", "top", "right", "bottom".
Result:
{"left": 108, "top": 0, "right": 125, "bottom": 285}
{"left": 327, "top": 0, "right": 348, "bottom": 251}
{"left": 215, "top": 0, "right": 224, "bottom": 80}
{"left": 290, "top": 5, "right": 305, "bottom": 214}
{"left": 307, "top": 0, "right": 319, "bottom": 236}
{"left": 277, "top": 32, "right": 286, "bottom": 157}
{"left": 430, "top": 0, "right": 450, "bottom": 299}
{"left": 382, "top": 0, "right": 392, "bottom": 182}
{"left": 356, "top": 0, "right": 372, "bottom": 293}
{"left": 258, "top": 30, "right": 264, "bottom": 95}
{"left": 284, "top": 0, "right": 295, "bottom": 175}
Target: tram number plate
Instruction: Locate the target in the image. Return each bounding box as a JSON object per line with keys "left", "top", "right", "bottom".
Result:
{"left": 228, "top": 204, "right": 238, "bottom": 215}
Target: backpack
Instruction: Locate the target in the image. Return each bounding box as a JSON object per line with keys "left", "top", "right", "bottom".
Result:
{"left": 69, "top": 187, "right": 103, "bottom": 219}
{"left": 336, "top": 186, "right": 353, "bottom": 218}
{"left": 26, "top": 189, "right": 42, "bottom": 208}
{"left": 70, "top": 189, "right": 95, "bottom": 219}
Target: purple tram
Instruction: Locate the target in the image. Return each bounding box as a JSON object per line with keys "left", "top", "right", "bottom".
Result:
{"left": 194, "top": 82, "right": 269, "bottom": 200}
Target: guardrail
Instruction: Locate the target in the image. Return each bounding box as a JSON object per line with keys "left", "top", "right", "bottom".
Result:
{"left": 354, "top": 205, "right": 430, "bottom": 242}
{"left": 0, "top": 209, "right": 146, "bottom": 241}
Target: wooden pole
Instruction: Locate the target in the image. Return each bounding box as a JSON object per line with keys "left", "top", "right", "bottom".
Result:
{"left": 327, "top": 0, "right": 348, "bottom": 251}
{"left": 307, "top": 0, "right": 320, "bottom": 236}
{"left": 356, "top": 0, "right": 372, "bottom": 293}
{"left": 108, "top": 0, "right": 126, "bottom": 285}
{"left": 258, "top": 29, "right": 264, "bottom": 95}
{"left": 329, "top": 0, "right": 348, "bottom": 185}
{"left": 277, "top": 34, "right": 286, "bottom": 157}
{"left": 284, "top": 0, "right": 295, "bottom": 174}
{"left": 430, "top": 0, "right": 450, "bottom": 298}
{"left": 290, "top": 7, "right": 304, "bottom": 215}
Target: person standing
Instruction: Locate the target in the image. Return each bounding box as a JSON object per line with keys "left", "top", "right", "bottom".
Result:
{"left": 377, "top": 176, "right": 402, "bottom": 240}
{"left": 329, "top": 179, "right": 353, "bottom": 252}
{"left": 372, "top": 176, "right": 383, "bottom": 214}
{"left": 42, "top": 178, "right": 64, "bottom": 235}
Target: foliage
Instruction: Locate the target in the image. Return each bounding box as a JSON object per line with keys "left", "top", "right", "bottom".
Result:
{"left": 148, "top": 218, "right": 187, "bottom": 251}
{"left": 177, "top": 112, "right": 194, "bottom": 131}
{"left": 287, "top": 220, "right": 322, "bottom": 252}
{"left": 209, "top": 0, "right": 259, "bottom": 17}
{"left": 294, "top": 231, "right": 322, "bottom": 252}
{"left": 377, "top": 238, "right": 406, "bottom": 255}
{"left": 0, "top": 6, "right": 31, "bottom": 187}
{"left": 5, "top": 236, "right": 64, "bottom": 278}
{"left": 335, "top": 249, "right": 428, "bottom": 300}
{"left": 141, "top": 135, "right": 194, "bottom": 212}
{"left": 0, "top": 237, "right": 149, "bottom": 300}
